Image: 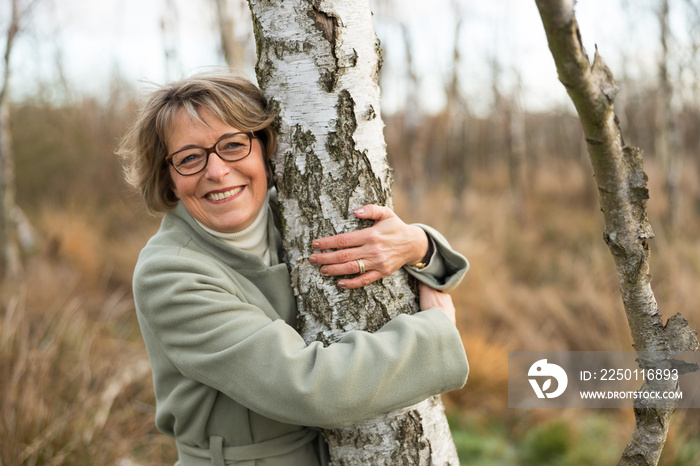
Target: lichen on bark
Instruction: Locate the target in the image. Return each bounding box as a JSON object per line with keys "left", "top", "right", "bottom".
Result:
{"left": 326, "top": 90, "right": 390, "bottom": 210}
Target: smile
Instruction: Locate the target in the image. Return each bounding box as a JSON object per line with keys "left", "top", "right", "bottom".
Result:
{"left": 206, "top": 187, "right": 243, "bottom": 201}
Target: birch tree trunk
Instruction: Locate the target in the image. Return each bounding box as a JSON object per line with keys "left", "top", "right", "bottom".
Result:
{"left": 0, "top": 0, "right": 22, "bottom": 278}
{"left": 534, "top": 1, "right": 699, "bottom": 464}
{"left": 247, "top": 0, "right": 460, "bottom": 463}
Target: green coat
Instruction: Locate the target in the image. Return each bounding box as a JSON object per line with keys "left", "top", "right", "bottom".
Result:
{"left": 133, "top": 197, "right": 469, "bottom": 466}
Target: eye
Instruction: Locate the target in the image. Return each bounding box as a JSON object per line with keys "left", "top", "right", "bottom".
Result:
{"left": 222, "top": 141, "right": 245, "bottom": 151}
{"left": 175, "top": 151, "right": 205, "bottom": 166}
{"left": 217, "top": 134, "right": 251, "bottom": 158}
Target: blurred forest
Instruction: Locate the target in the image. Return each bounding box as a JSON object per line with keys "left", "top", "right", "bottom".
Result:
{"left": 2, "top": 0, "right": 700, "bottom": 464}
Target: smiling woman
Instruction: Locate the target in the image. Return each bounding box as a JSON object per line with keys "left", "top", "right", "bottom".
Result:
{"left": 116, "top": 70, "right": 469, "bottom": 466}
{"left": 166, "top": 109, "right": 269, "bottom": 233}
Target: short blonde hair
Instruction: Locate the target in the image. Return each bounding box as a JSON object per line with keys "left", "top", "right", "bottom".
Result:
{"left": 118, "top": 71, "right": 277, "bottom": 214}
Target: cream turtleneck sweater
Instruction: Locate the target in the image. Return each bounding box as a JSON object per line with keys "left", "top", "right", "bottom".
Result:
{"left": 196, "top": 193, "right": 271, "bottom": 266}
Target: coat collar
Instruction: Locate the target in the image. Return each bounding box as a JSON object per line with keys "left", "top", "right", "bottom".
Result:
{"left": 166, "top": 188, "right": 283, "bottom": 268}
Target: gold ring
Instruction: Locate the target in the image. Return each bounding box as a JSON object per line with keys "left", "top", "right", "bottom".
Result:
{"left": 356, "top": 258, "right": 366, "bottom": 274}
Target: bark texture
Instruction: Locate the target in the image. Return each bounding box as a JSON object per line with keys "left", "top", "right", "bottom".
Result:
{"left": 247, "top": 0, "right": 459, "bottom": 463}
{"left": 534, "top": 1, "right": 699, "bottom": 465}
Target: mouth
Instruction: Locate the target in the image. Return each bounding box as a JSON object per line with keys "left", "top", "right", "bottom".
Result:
{"left": 205, "top": 186, "right": 244, "bottom": 201}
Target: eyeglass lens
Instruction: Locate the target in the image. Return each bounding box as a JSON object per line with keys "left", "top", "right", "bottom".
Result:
{"left": 171, "top": 133, "right": 252, "bottom": 175}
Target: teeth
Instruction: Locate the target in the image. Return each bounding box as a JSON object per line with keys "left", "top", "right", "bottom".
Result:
{"left": 207, "top": 187, "right": 242, "bottom": 201}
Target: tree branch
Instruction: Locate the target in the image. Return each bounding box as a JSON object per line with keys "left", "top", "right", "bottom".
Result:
{"left": 533, "top": 1, "right": 699, "bottom": 464}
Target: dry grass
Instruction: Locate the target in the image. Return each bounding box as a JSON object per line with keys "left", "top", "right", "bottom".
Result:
{"left": 2, "top": 154, "right": 700, "bottom": 464}
{"left": 0, "top": 210, "right": 173, "bottom": 466}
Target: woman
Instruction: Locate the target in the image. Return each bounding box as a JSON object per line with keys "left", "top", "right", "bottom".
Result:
{"left": 118, "top": 71, "right": 469, "bottom": 466}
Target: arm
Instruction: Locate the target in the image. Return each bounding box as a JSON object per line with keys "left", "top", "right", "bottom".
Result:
{"left": 134, "top": 251, "right": 468, "bottom": 429}
{"left": 309, "top": 204, "right": 468, "bottom": 291}
{"left": 419, "top": 282, "right": 456, "bottom": 325}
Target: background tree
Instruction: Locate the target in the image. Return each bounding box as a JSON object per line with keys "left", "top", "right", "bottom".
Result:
{"left": 159, "top": 0, "right": 182, "bottom": 81}
{"left": 441, "top": 6, "right": 469, "bottom": 203}
{"left": 394, "top": 21, "right": 421, "bottom": 203}
{"left": 212, "top": 0, "right": 247, "bottom": 70}
{"left": 247, "top": 0, "right": 460, "bottom": 463}
{"left": 654, "top": 0, "right": 681, "bottom": 232}
{"left": 534, "top": 0, "right": 699, "bottom": 464}
{"left": 504, "top": 73, "right": 527, "bottom": 219}
{"left": 0, "top": 0, "right": 38, "bottom": 279}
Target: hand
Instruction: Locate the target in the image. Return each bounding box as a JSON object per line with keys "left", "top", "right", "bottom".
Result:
{"left": 419, "top": 283, "right": 456, "bottom": 325}
{"left": 309, "top": 205, "right": 429, "bottom": 289}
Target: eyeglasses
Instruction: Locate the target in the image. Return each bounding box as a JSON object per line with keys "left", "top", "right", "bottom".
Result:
{"left": 165, "top": 132, "right": 255, "bottom": 176}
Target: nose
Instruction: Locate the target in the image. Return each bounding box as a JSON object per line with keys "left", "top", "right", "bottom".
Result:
{"left": 203, "top": 152, "right": 232, "bottom": 180}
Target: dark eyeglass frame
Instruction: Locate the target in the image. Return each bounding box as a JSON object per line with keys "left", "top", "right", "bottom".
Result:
{"left": 165, "top": 132, "right": 256, "bottom": 176}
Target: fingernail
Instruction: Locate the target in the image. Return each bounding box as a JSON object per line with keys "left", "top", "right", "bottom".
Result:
{"left": 320, "top": 266, "right": 328, "bottom": 275}
{"left": 338, "top": 280, "right": 347, "bottom": 288}
{"left": 309, "top": 255, "right": 317, "bottom": 264}
{"left": 312, "top": 241, "right": 321, "bottom": 249}
{"left": 353, "top": 208, "right": 365, "bottom": 216}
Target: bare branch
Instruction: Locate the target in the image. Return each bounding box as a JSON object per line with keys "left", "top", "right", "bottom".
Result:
{"left": 534, "top": 0, "right": 699, "bottom": 464}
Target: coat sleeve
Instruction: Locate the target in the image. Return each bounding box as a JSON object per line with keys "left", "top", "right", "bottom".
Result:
{"left": 404, "top": 223, "right": 469, "bottom": 292}
{"left": 133, "top": 248, "right": 469, "bottom": 430}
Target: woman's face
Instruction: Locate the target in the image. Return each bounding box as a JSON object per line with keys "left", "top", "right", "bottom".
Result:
{"left": 167, "top": 107, "right": 268, "bottom": 234}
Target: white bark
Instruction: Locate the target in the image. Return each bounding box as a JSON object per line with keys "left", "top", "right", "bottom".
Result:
{"left": 0, "top": 0, "right": 22, "bottom": 278}
{"left": 248, "top": 0, "right": 460, "bottom": 463}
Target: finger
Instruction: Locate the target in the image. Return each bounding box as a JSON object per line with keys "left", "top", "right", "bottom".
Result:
{"left": 353, "top": 204, "right": 395, "bottom": 222}
{"left": 312, "top": 229, "right": 368, "bottom": 251}
{"left": 338, "top": 270, "right": 384, "bottom": 289}
{"left": 312, "top": 206, "right": 394, "bottom": 251}
{"left": 319, "top": 258, "right": 373, "bottom": 277}
{"left": 309, "top": 248, "right": 363, "bottom": 266}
